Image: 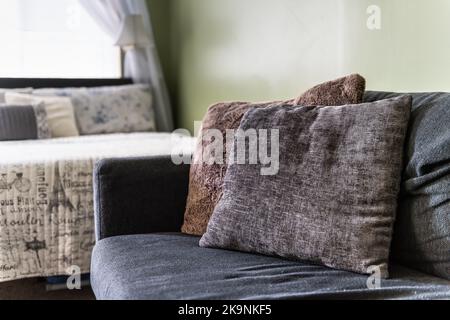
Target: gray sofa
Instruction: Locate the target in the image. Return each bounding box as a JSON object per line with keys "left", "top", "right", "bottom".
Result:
{"left": 90, "top": 156, "right": 450, "bottom": 300}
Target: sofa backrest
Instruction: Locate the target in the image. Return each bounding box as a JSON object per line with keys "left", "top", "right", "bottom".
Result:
{"left": 364, "top": 91, "right": 450, "bottom": 281}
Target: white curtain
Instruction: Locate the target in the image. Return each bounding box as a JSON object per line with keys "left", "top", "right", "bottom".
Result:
{"left": 79, "top": 0, "right": 174, "bottom": 132}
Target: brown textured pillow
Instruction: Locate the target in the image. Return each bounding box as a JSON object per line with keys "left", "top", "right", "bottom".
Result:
{"left": 200, "top": 96, "right": 412, "bottom": 278}
{"left": 182, "top": 74, "right": 366, "bottom": 236}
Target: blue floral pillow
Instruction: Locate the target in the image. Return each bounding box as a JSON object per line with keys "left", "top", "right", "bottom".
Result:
{"left": 34, "top": 84, "right": 156, "bottom": 135}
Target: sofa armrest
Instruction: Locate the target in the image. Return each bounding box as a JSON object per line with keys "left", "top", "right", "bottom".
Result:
{"left": 93, "top": 156, "right": 190, "bottom": 241}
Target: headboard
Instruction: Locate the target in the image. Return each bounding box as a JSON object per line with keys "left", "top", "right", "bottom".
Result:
{"left": 0, "top": 78, "right": 133, "bottom": 89}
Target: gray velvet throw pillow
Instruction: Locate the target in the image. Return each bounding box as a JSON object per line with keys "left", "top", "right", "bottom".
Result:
{"left": 182, "top": 74, "right": 366, "bottom": 236}
{"left": 200, "top": 96, "right": 412, "bottom": 278}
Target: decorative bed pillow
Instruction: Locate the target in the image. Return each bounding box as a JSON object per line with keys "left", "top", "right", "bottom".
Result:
{"left": 364, "top": 91, "right": 450, "bottom": 280}
{"left": 32, "top": 102, "right": 52, "bottom": 139}
{"left": 34, "top": 84, "right": 156, "bottom": 135}
{"left": 0, "top": 88, "right": 33, "bottom": 103}
{"left": 200, "top": 96, "right": 412, "bottom": 278}
{"left": 33, "top": 84, "right": 141, "bottom": 96}
{"left": 5, "top": 93, "right": 79, "bottom": 138}
{"left": 182, "top": 74, "right": 366, "bottom": 236}
{"left": 0, "top": 103, "right": 51, "bottom": 141}
{"left": 0, "top": 105, "right": 37, "bottom": 141}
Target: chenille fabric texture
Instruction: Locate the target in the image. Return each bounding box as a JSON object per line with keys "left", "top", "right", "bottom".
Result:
{"left": 200, "top": 96, "right": 412, "bottom": 278}
{"left": 182, "top": 74, "right": 366, "bottom": 236}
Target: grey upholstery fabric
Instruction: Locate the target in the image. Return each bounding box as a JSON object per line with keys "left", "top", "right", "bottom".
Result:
{"left": 93, "top": 156, "right": 190, "bottom": 241}
{"left": 0, "top": 105, "right": 38, "bottom": 141}
{"left": 200, "top": 96, "right": 412, "bottom": 278}
{"left": 364, "top": 91, "right": 450, "bottom": 280}
{"left": 91, "top": 233, "right": 450, "bottom": 300}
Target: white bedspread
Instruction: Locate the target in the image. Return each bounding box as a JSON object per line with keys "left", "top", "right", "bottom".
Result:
{"left": 0, "top": 133, "right": 195, "bottom": 282}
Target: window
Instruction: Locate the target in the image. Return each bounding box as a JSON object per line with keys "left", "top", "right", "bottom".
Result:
{"left": 0, "top": 0, "right": 121, "bottom": 78}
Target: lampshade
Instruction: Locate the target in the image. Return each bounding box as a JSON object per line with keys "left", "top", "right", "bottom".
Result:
{"left": 115, "top": 14, "right": 150, "bottom": 48}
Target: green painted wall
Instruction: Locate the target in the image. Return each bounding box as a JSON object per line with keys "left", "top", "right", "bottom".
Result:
{"left": 147, "top": 0, "right": 172, "bottom": 84}
{"left": 146, "top": 0, "right": 179, "bottom": 125}
{"left": 150, "top": 0, "right": 450, "bottom": 132}
{"left": 172, "top": 0, "right": 345, "bottom": 132}
{"left": 340, "top": 0, "right": 450, "bottom": 93}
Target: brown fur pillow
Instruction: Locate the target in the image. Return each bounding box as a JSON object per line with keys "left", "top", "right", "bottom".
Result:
{"left": 182, "top": 74, "right": 366, "bottom": 235}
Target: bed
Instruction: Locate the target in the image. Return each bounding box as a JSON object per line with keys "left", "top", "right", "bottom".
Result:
{"left": 0, "top": 78, "right": 195, "bottom": 282}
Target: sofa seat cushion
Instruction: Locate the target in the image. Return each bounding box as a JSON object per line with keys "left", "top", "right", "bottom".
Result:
{"left": 91, "top": 233, "right": 450, "bottom": 300}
